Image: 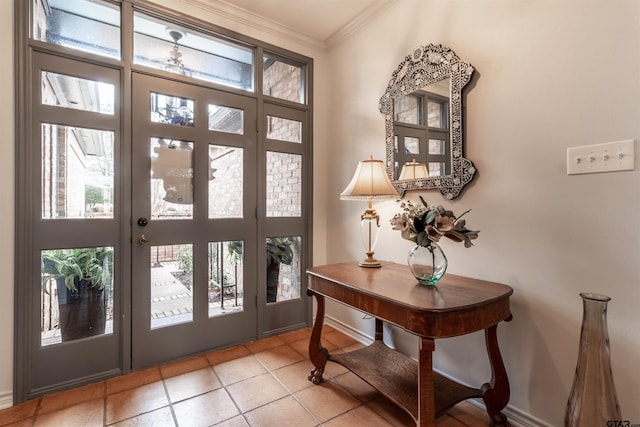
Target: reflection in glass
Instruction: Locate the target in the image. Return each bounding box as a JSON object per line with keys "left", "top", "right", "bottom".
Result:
{"left": 429, "top": 162, "right": 446, "bottom": 177}
{"left": 41, "top": 124, "right": 115, "bottom": 219}
{"left": 427, "top": 100, "right": 448, "bottom": 128}
{"left": 266, "top": 152, "right": 302, "bottom": 217}
{"left": 404, "top": 137, "right": 420, "bottom": 155}
{"left": 33, "top": 0, "right": 120, "bottom": 59}
{"left": 263, "top": 53, "right": 305, "bottom": 103}
{"left": 394, "top": 95, "right": 421, "bottom": 125}
{"left": 208, "top": 105, "right": 243, "bottom": 134}
{"left": 150, "top": 138, "right": 194, "bottom": 219}
{"left": 266, "top": 236, "right": 301, "bottom": 303}
{"left": 266, "top": 116, "right": 302, "bottom": 143}
{"left": 151, "top": 93, "right": 194, "bottom": 127}
{"left": 41, "top": 247, "right": 114, "bottom": 346}
{"left": 429, "top": 139, "right": 446, "bottom": 155}
{"left": 209, "top": 145, "right": 243, "bottom": 219}
{"left": 42, "top": 71, "right": 114, "bottom": 115}
{"left": 150, "top": 244, "right": 193, "bottom": 329}
{"left": 209, "top": 241, "right": 244, "bottom": 317}
{"left": 134, "top": 12, "right": 254, "bottom": 90}
{"left": 392, "top": 78, "right": 452, "bottom": 182}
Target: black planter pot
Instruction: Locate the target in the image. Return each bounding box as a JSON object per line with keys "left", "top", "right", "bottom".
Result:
{"left": 56, "top": 278, "right": 106, "bottom": 342}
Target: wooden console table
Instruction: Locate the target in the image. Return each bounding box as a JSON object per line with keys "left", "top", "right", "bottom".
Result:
{"left": 306, "top": 262, "right": 513, "bottom": 427}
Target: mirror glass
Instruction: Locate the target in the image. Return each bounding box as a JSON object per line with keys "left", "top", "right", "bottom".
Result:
{"left": 379, "top": 44, "right": 476, "bottom": 199}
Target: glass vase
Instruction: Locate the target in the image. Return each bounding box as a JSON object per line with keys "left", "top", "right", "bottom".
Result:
{"left": 565, "top": 293, "right": 622, "bottom": 427}
{"left": 407, "top": 243, "right": 447, "bottom": 285}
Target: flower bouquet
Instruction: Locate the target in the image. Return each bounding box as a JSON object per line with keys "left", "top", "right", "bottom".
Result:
{"left": 390, "top": 196, "right": 479, "bottom": 284}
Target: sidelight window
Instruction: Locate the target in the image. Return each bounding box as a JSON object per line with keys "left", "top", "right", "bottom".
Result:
{"left": 41, "top": 124, "right": 115, "bottom": 220}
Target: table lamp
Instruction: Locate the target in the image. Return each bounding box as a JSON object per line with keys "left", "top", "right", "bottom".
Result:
{"left": 340, "top": 156, "right": 398, "bottom": 267}
{"left": 399, "top": 159, "right": 429, "bottom": 180}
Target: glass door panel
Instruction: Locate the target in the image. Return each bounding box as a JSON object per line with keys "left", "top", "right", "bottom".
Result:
{"left": 266, "top": 236, "right": 301, "bottom": 304}
{"left": 131, "top": 73, "right": 257, "bottom": 368}
{"left": 209, "top": 145, "right": 243, "bottom": 218}
{"left": 40, "top": 246, "right": 114, "bottom": 346}
{"left": 151, "top": 138, "right": 194, "bottom": 217}
{"left": 266, "top": 151, "right": 301, "bottom": 218}
{"left": 41, "top": 124, "right": 115, "bottom": 220}
{"left": 208, "top": 240, "right": 244, "bottom": 316}
{"left": 150, "top": 244, "right": 193, "bottom": 329}
{"left": 150, "top": 93, "right": 195, "bottom": 127}
{"left": 209, "top": 105, "right": 244, "bottom": 134}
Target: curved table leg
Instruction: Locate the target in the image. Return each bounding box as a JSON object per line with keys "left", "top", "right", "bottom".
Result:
{"left": 307, "top": 290, "right": 329, "bottom": 385}
{"left": 481, "top": 315, "right": 513, "bottom": 427}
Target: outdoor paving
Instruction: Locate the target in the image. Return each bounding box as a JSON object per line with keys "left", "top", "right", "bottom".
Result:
{"left": 150, "top": 261, "right": 242, "bottom": 326}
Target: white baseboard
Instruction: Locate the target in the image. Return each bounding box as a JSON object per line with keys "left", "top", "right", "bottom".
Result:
{"left": 325, "top": 314, "right": 374, "bottom": 345}
{"left": 0, "top": 390, "right": 13, "bottom": 410}
{"left": 324, "top": 316, "right": 552, "bottom": 427}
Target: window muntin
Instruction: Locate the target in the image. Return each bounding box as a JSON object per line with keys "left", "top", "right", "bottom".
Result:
{"left": 41, "top": 124, "right": 115, "bottom": 219}
{"left": 133, "top": 12, "right": 254, "bottom": 91}
{"left": 42, "top": 71, "right": 115, "bottom": 115}
{"left": 33, "top": 0, "right": 121, "bottom": 59}
{"left": 263, "top": 53, "right": 305, "bottom": 104}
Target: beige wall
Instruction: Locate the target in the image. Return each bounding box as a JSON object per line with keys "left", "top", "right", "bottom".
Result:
{"left": 0, "top": 0, "right": 14, "bottom": 407}
{"left": 325, "top": 0, "right": 640, "bottom": 425}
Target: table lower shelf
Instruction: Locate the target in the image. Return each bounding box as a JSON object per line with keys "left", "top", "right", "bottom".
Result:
{"left": 328, "top": 340, "right": 482, "bottom": 421}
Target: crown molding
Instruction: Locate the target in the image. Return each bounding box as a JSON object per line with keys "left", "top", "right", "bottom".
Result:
{"left": 178, "top": 0, "right": 326, "bottom": 50}
{"left": 325, "top": 0, "right": 395, "bottom": 50}
{"left": 175, "top": 0, "right": 395, "bottom": 52}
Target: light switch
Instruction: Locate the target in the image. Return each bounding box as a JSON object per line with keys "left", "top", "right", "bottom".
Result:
{"left": 567, "top": 140, "right": 634, "bottom": 175}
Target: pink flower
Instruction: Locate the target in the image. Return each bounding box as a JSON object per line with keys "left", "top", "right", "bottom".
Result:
{"left": 390, "top": 213, "right": 412, "bottom": 241}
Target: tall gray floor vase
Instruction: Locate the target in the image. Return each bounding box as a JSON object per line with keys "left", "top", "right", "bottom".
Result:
{"left": 565, "top": 293, "right": 622, "bottom": 426}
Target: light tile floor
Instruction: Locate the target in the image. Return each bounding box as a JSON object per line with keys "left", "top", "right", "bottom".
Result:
{"left": 0, "top": 327, "right": 492, "bottom": 426}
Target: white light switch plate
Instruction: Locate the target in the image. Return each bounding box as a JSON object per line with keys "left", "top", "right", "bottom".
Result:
{"left": 567, "top": 140, "right": 634, "bottom": 175}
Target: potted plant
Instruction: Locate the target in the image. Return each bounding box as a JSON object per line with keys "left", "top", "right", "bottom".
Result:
{"left": 265, "top": 237, "right": 295, "bottom": 303}
{"left": 42, "top": 247, "right": 113, "bottom": 341}
{"left": 225, "top": 238, "right": 295, "bottom": 303}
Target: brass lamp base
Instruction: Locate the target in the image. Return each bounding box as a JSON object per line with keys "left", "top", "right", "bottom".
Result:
{"left": 358, "top": 252, "right": 381, "bottom": 268}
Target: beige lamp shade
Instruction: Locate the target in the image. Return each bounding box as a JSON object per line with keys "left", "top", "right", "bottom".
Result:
{"left": 340, "top": 156, "right": 398, "bottom": 200}
{"left": 399, "top": 159, "right": 429, "bottom": 180}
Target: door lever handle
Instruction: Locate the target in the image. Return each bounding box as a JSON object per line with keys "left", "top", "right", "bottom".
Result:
{"left": 138, "top": 234, "right": 148, "bottom": 245}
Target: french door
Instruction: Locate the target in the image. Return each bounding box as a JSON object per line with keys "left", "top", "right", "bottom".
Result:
{"left": 131, "top": 74, "right": 258, "bottom": 367}
{"left": 19, "top": 0, "right": 312, "bottom": 400}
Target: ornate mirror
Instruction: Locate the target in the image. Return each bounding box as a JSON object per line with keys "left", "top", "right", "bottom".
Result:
{"left": 379, "top": 44, "right": 476, "bottom": 199}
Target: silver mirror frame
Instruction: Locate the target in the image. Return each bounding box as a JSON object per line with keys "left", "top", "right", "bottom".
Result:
{"left": 379, "top": 44, "right": 476, "bottom": 199}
